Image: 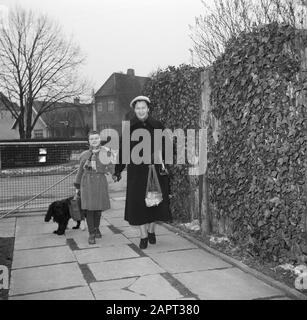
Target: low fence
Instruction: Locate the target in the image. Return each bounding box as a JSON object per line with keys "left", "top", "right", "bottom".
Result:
{"left": 0, "top": 140, "right": 89, "bottom": 215}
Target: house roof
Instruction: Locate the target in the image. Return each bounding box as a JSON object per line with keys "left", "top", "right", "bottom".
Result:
{"left": 0, "top": 92, "right": 18, "bottom": 111}
{"left": 95, "top": 72, "right": 149, "bottom": 97}
{"left": 37, "top": 101, "right": 93, "bottom": 129}
{"left": 11, "top": 100, "right": 92, "bottom": 129}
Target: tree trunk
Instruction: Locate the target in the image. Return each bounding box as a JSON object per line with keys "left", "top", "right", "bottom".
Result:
{"left": 19, "top": 123, "right": 25, "bottom": 139}
{"left": 18, "top": 110, "right": 25, "bottom": 139}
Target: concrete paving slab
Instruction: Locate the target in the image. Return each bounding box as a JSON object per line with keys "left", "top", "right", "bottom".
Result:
{"left": 69, "top": 233, "right": 131, "bottom": 250}
{"left": 94, "top": 288, "right": 147, "bottom": 300}
{"left": 67, "top": 219, "right": 84, "bottom": 229}
{"left": 74, "top": 245, "right": 139, "bottom": 264}
{"left": 91, "top": 274, "right": 183, "bottom": 300}
{"left": 104, "top": 209, "right": 124, "bottom": 218}
{"left": 100, "top": 219, "right": 112, "bottom": 226}
{"left": 109, "top": 201, "right": 126, "bottom": 210}
{"left": 91, "top": 278, "right": 143, "bottom": 300}
{"left": 10, "top": 286, "right": 94, "bottom": 300}
{"left": 14, "top": 234, "right": 67, "bottom": 250}
{"left": 91, "top": 278, "right": 137, "bottom": 291}
{"left": 121, "top": 225, "right": 173, "bottom": 239}
{"left": 128, "top": 274, "right": 183, "bottom": 300}
{"left": 88, "top": 257, "right": 165, "bottom": 281}
{"left": 111, "top": 195, "right": 126, "bottom": 200}
{"left": 16, "top": 216, "right": 45, "bottom": 225}
{"left": 9, "top": 262, "right": 87, "bottom": 296}
{"left": 0, "top": 218, "right": 16, "bottom": 225}
{"left": 0, "top": 224, "right": 15, "bottom": 237}
{"left": 129, "top": 234, "right": 198, "bottom": 253}
{"left": 0, "top": 230, "right": 15, "bottom": 237}
{"left": 12, "top": 246, "right": 75, "bottom": 269}
{"left": 0, "top": 218, "right": 16, "bottom": 229}
{"left": 109, "top": 190, "right": 126, "bottom": 198}
{"left": 150, "top": 249, "right": 232, "bottom": 273}
{"left": 173, "top": 268, "right": 284, "bottom": 300}
{"left": 65, "top": 233, "right": 100, "bottom": 249}
{"left": 15, "top": 222, "right": 56, "bottom": 237}
{"left": 65, "top": 225, "right": 113, "bottom": 240}
{"left": 105, "top": 217, "right": 130, "bottom": 227}
{"left": 67, "top": 218, "right": 111, "bottom": 229}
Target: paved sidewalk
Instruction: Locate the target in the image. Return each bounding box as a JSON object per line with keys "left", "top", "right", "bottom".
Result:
{"left": 1, "top": 174, "right": 296, "bottom": 300}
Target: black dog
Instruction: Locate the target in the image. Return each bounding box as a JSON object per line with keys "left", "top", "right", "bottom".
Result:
{"left": 44, "top": 197, "right": 81, "bottom": 235}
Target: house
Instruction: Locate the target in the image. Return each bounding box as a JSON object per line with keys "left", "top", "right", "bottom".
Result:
{"left": 38, "top": 98, "right": 93, "bottom": 139}
{"left": 95, "top": 69, "right": 150, "bottom": 134}
{"left": 9, "top": 98, "right": 93, "bottom": 139}
{"left": 0, "top": 93, "right": 48, "bottom": 140}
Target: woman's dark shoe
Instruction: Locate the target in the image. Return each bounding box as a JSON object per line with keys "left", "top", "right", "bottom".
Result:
{"left": 95, "top": 228, "right": 102, "bottom": 238}
{"left": 148, "top": 232, "right": 156, "bottom": 244}
{"left": 139, "top": 237, "right": 148, "bottom": 249}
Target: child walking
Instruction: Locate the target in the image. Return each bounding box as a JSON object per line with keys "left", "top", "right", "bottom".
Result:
{"left": 74, "top": 130, "right": 113, "bottom": 244}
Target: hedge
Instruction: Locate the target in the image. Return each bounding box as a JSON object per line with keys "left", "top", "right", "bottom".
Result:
{"left": 143, "top": 65, "right": 202, "bottom": 221}
{"left": 208, "top": 23, "right": 307, "bottom": 263}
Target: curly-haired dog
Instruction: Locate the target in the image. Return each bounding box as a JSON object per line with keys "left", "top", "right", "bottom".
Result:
{"left": 44, "top": 197, "right": 81, "bottom": 235}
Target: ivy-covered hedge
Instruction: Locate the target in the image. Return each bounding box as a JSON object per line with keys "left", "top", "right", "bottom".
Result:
{"left": 143, "top": 65, "right": 202, "bottom": 221}
{"left": 209, "top": 23, "right": 307, "bottom": 263}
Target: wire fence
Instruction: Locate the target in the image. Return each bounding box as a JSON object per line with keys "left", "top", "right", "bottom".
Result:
{"left": 0, "top": 140, "right": 89, "bottom": 216}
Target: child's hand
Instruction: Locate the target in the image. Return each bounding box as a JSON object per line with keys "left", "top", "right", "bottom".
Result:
{"left": 112, "top": 174, "right": 121, "bottom": 182}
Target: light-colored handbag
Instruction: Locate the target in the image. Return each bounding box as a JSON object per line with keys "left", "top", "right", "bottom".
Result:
{"left": 145, "top": 165, "right": 163, "bottom": 207}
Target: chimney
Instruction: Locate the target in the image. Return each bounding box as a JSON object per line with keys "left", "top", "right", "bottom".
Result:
{"left": 74, "top": 97, "right": 80, "bottom": 104}
{"left": 127, "top": 69, "right": 135, "bottom": 76}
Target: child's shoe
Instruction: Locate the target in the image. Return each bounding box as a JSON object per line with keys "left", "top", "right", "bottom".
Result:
{"left": 88, "top": 234, "right": 96, "bottom": 245}
{"left": 95, "top": 228, "right": 102, "bottom": 238}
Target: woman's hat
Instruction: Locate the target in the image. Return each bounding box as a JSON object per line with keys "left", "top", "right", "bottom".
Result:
{"left": 130, "top": 96, "right": 151, "bottom": 108}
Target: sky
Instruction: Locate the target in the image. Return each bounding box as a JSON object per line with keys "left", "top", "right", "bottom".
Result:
{"left": 0, "top": 0, "right": 208, "bottom": 94}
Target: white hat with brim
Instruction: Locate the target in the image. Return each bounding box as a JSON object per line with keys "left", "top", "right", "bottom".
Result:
{"left": 130, "top": 96, "right": 151, "bottom": 108}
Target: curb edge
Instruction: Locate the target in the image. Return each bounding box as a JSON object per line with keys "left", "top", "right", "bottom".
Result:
{"left": 162, "top": 222, "right": 307, "bottom": 301}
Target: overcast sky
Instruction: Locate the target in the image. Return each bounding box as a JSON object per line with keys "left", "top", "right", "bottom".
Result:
{"left": 0, "top": 0, "right": 208, "bottom": 93}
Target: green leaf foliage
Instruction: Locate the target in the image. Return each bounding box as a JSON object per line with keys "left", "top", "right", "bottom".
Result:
{"left": 209, "top": 23, "right": 307, "bottom": 263}
{"left": 143, "top": 65, "right": 202, "bottom": 221}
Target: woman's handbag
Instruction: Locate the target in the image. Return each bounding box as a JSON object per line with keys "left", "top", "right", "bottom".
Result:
{"left": 145, "top": 165, "right": 163, "bottom": 207}
{"left": 69, "top": 194, "right": 82, "bottom": 221}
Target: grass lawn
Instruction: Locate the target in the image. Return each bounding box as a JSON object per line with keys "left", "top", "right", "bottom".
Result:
{"left": 0, "top": 237, "right": 14, "bottom": 300}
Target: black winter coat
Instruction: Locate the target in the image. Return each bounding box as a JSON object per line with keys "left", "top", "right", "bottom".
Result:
{"left": 115, "top": 115, "right": 172, "bottom": 226}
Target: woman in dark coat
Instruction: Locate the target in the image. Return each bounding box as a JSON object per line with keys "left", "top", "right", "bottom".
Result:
{"left": 113, "top": 96, "right": 172, "bottom": 249}
{"left": 74, "top": 130, "right": 113, "bottom": 245}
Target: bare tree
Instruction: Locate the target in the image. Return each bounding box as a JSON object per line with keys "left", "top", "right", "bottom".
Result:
{"left": 0, "top": 7, "right": 87, "bottom": 139}
{"left": 190, "top": 0, "right": 307, "bottom": 67}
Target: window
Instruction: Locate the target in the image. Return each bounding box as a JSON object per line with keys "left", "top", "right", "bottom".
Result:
{"left": 97, "top": 102, "right": 103, "bottom": 112}
{"left": 107, "top": 100, "right": 115, "bottom": 113}
{"left": 34, "top": 129, "right": 44, "bottom": 139}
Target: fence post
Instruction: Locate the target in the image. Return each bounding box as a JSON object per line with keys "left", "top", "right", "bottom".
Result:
{"left": 300, "top": 33, "right": 307, "bottom": 233}
{"left": 199, "top": 69, "right": 211, "bottom": 235}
